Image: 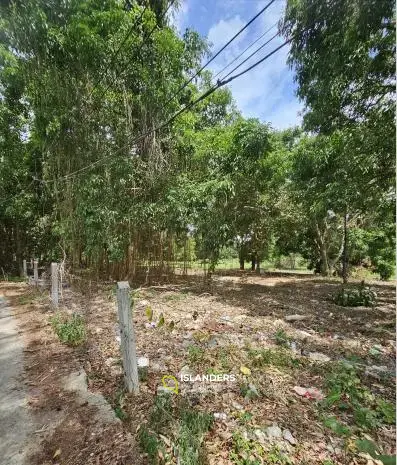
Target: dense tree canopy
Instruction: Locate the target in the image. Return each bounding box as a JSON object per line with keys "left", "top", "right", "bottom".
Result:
{"left": 0, "top": 0, "right": 395, "bottom": 281}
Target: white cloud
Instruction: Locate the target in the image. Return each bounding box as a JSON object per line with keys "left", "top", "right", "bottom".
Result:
{"left": 205, "top": 0, "right": 302, "bottom": 129}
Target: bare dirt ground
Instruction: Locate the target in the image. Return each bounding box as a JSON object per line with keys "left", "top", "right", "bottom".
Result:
{"left": 1, "top": 273, "right": 395, "bottom": 465}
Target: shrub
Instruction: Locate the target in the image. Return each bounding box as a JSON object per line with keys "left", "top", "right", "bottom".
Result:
{"left": 332, "top": 284, "right": 376, "bottom": 307}
{"left": 50, "top": 312, "right": 86, "bottom": 346}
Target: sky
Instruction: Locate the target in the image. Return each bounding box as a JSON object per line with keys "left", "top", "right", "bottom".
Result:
{"left": 171, "top": 0, "right": 303, "bottom": 130}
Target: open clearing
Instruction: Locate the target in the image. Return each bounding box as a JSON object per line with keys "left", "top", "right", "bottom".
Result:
{"left": 1, "top": 273, "right": 395, "bottom": 465}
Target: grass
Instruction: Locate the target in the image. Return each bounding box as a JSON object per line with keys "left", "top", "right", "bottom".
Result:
{"left": 321, "top": 362, "right": 395, "bottom": 432}
{"left": 50, "top": 312, "right": 86, "bottom": 346}
{"left": 246, "top": 347, "right": 303, "bottom": 370}
{"left": 139, "top": 393, "right": 213, "bottom": 465}
{"left": 229, "top": 432, "right": 291, "bottom": 465}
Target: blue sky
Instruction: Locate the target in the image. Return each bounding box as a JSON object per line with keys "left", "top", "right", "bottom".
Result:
{"left": 171, "top": 0, "right": 303, "bottom": 130}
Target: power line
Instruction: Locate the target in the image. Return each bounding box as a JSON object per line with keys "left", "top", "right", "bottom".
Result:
{"left": 220, "top": 31, "right": 279, "bottom": 80}
{"left": 213, "top": 21, "right": 278, "bottom": 81}
{"left": 163, "top": 0, "right": 277, "bottom": 106}
{"left": 41, "top": 38, "right": 291, "bottom": 185}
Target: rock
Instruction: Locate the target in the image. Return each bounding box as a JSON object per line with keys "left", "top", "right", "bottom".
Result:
{"left": 179, "top": 365, "right": 194, "bottom": 377}
{"left": 232, "top": 401, "right": 244, "bottom": 410}
{"left": 151, "top": 362, "right": 163, "bottom": 372}
{"left": 288, "top": 341, "right": 299, "bottom": 353}
{"left": 284, "top": 314, "right": 308, "bottom": 322}
{"left": 254, "top": 429, "right": 266, "bottom": 443}
{"left": 365, "top": 365, "right": 390, "bottom": 379}
{"left": 265, "top": 425, "right": 282, "bottom": 439}
{"left": 137, "top": 357, "right": 149, "bottom": 381}
{"left": 183, "top": 332, "right": 193, "bottom": 339}
{"left": 244, "top": 383, "right": 259, "bottom": 400}
{"left": 308, "top": 352, "right": 331, "bottom": 362}
{"left": 213, "top": 412, "right": 227, "bottom": 421}
{"left": 207, "top": 336, "right": 218, "bottom": 348}
{"left": 137, "top": 357, "right": 149, "bottom": 367}
{"left": 64, "top": 370, "right": 120, "bottom": 424}
{"left": 283, "top": 429, "right": 296, "bottom": 445}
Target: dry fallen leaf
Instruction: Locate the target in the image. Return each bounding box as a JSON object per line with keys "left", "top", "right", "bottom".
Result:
{"left": 240, "top": 366, "right": 251, "bottom": 376}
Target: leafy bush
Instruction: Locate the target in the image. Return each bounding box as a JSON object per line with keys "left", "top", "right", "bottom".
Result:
{"left": 373, "top": 260, "right": 394, "bottom": 281}
{"left": 50, "top": 312, "right": 86, "bottom": 346}
{"left": 332, "top": 284, "right": 376, "bottom": 307}
{"left": 323, "top": 362, "right": 395, "bottom": 431}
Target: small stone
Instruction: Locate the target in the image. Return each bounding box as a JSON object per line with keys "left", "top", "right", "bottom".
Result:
{"left": 254, "top": 429, "right": 266, "bottom": 443}
{"left": 213, "top": 412, "right": 227, "bottom": 421}
{"left": 265, "top": 425, "right": 282, "bottom": 439}
{"left": 207, "top": 336, "right": 218, "bottom": 348}
{"left": 220, "top": 315, "right": 232, "bottom": 322}
{"left": 283, "top": 429, "right": 296, "bottom": 445}
{"left": 308, "top": 352, "right": 331, "bottom": 362}
{"left": 232, "top": 401, "right": 244, "bottom": 410}
{"left": 245, "top": 383, "right": 259, "bottom": 400}
{"left": 137, "top": 357, "right": 149, "bottom": 368}
{"left": 284, "top": 314, "right": 308, "bottom": 322}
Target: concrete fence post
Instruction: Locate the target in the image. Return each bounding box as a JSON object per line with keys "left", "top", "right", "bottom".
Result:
{"left": 116, "top": 281, "right": 139, "bottom": 394}
{"left": 23, "top": 259, "right": 27, "bottom": 279}
{"left": 51, "top": 262, "right": 59, "bottom": 308}
{"left": 33, "top": 260, "right": 39, "bottom": 287}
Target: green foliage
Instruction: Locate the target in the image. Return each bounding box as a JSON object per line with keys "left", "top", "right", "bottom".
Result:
{"left": 230, "top": 433, "right": 291, "bottom": 465}
{"left": 274, "top": 329, "right": 290, "bottom": 347}
{"left": 140, "top": 394, "right": 213, "bottom": 465}
{"left": 332, "top": 285, "right": 376, "bottom": 307}
{"left": 187, "top": 345, "right": 205, "bottom": 366}
{"left": 355, "top": 439, "right": 396, "bottom": 465}
{"left": 50, "top": 312, "right": 86, "bottom": 346}
{"left": 247, "top": 347, "right": 301, "bottom": 370}
{"left": 323, "top": 362, "right": 395, "bottom": 431}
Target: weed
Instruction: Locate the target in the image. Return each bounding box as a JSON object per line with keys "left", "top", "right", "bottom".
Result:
{"left": 229, "top": 433, "right": 291, "bottom": 465}
{"left": 177, "top": 409, "right": 213, "bottom": 465}
{"left": 139, "top": 426, "right": 161, "bottom": 463}
{"left": 274, "top": 329, "right": 290, "bottom": 347}
{"left": 187, "top": 345, "right": 205, "bottom": 366}
{"left": 247, "top": 347, "right": 301, "bottom": 370}
{"left": 140, "top": 394, "right": 213, "bottom": 465}
{"left": 50, "top": 312, "right": 86, "bottom": 346}
{"left": 323, "top": 362, "right": 395, "bottom": 431}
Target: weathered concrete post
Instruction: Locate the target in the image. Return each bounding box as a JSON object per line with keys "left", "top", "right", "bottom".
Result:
{"left": 116, "top": 281, "right": 139, "bottom": 394}
{"left": 33, "top": 260, "right": 39, "bottom": 287}
{"left": 51, "top": 262, "right": 59, "bottom": 308}
{"left": 22, "top": 260, "right": 27, "bottom": 279}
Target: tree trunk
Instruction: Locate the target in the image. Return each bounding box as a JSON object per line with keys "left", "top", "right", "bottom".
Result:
{"left": 251, "top": 255, "right": 255, "bottom": 271}
{"left": 342, "top": 211, "right": 348, "bottom": 284}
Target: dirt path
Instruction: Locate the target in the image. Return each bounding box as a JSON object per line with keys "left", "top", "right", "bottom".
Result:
{"left": 0, "top": 293, "right": 35, "bottom": 465}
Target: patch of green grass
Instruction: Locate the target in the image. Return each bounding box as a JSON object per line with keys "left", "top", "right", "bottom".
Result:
{"left": 274, "top": 329, "right": 290, "bottom": 347}
{"left": 229, "top": 433, "right": 291, "bottom": 465}
{"left": 246, "top": 347, "right": 302, "bottom": 370}
{"left": 322, "top": 362, "right": 395, "bottom": 431}
{"left": 187, "top": 345, "right": 206, "bottom": 366}
{"left": 140, "top": 394, "right": 213, "bottom": 465}
{"left": 50, "top": 312, "right": 86, "bottom": 346}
